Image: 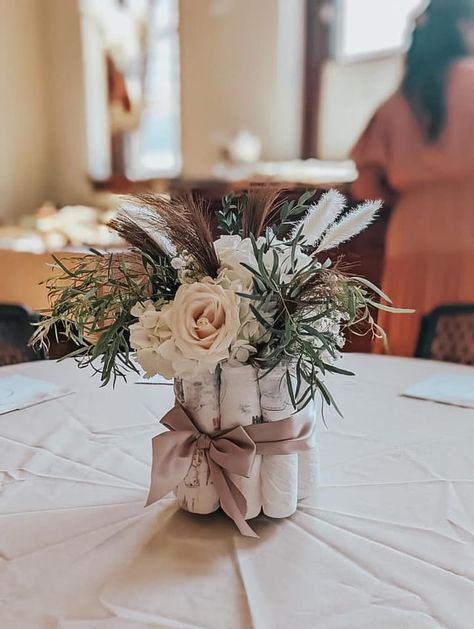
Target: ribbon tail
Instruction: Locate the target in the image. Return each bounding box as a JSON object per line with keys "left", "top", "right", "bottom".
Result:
{"left": 208, "top": 458, "right": 258, "bottom": 538}
{"left": 146, "top": 431, "right": 195, "bottom": 507}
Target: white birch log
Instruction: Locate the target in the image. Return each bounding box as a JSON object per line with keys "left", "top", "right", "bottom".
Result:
{"left": 219, "top": 363, "right": 262, "bottom": 519}
{"left": 296, "top": 400, "right": 320, "bottom": 500}
{"left": 259, "top": 365, "right": 299, "bottom": 518}
{"left": 174, "top": 373, "right": 220, "bottom": 514}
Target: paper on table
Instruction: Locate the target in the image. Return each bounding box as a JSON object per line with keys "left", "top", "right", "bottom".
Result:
{"left": 0, "top": 374, "right": 71, "bottom": 415}
{"left": 403, "top": 373, "right": 474, "bottom": 409}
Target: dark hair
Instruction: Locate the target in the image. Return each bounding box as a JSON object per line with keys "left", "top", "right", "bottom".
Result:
{"left": 402, "top": 0, "right": 474, "bottom": 142}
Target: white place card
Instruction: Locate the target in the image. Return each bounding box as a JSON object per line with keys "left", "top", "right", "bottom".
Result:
{"left": 403, "top": 373, "right": 474, "bottom": 409}
{"left": 0, "top": 374, "right": 72, "bottom": 415}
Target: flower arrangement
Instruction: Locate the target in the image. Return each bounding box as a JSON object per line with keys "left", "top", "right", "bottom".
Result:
{"left": 33, "top": 188, "right": 411, "bottom": 535}
{"left": 34, "top": 188, "right": 406, "bottom": 411}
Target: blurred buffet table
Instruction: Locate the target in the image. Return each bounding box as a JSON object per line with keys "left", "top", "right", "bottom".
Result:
{"left": 0, "top": 203, "right": 122, "bottom": 311}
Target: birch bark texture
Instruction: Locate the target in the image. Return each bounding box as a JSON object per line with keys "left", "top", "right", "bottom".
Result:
{"left": 259, "top": 366, "right": 299, "bottom": 517}
{"left": 219, "top": 363, "right": 262, "bottom": 519}
{"left": 175, "top": 373, "right": 221, "bottom": 514}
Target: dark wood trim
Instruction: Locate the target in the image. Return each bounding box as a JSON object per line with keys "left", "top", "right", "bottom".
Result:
{"left": 91, "top": 176, "right": 161, "bottom": 194}
{"left": 302, "top": 0, "right": 332, "bottom": 159}
{"left": 90, "top": 176, "right": 345, "bottom": 197}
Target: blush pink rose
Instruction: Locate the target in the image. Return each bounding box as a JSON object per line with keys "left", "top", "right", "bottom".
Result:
{"left": 167, "top": 279, "right": 240, "bottom": 367}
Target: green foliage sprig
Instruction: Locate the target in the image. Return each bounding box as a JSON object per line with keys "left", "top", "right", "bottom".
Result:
{"left": 272, "top": 190, "right": 317, "bottom": 239}
{"left": 217, "top": 192, "right": 242, "bottom": 235}
{"left": 216, "top": 189, "right": 317, "bottom": 239}
{"left": 237, "top": 234, "right": 388, "bottom": 412}
{"left": 32, "top": 250, "right": 178, "bottom": 386}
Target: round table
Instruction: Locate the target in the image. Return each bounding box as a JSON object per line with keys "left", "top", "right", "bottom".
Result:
{"left": 1, "top": 355, "right": 473, "bottom": 628}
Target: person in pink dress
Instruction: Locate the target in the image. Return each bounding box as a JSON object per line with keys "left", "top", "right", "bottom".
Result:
{"left": 351, "top": 0, "right": 474, "bottom": 357}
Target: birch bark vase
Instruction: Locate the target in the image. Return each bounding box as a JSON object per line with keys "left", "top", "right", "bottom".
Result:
{"left": 296, "top": 399, "right": 320, "bottom": 500}
{"left": 174, "top": 373, "right": 221, "bottom": 514}
{"left": 258, "top": 365, "right": 299, "bottom": 518}
{"left": 219, "top": 363, "right": 262, "bottom": 519}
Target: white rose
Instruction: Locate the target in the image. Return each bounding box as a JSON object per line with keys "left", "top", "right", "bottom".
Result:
{"left": 215, "top": 235, "right": 271, "bottom": 287}
{"left": 170, "top": 256, "right": 185, "bottom": 270}
{"left": 238, "top": 314, "right": 264, "bottom": 343}
{"left": 167, "top": 279, "right": 240, "bottom": 369}
{"left": 214, "top": 234, "right": 243, "bottom": 253}
{"left": 215, "top": 235, "right": 254, "bottom": 290}
{"left": 215, "top": 267, "right": 249, "bottom": 294}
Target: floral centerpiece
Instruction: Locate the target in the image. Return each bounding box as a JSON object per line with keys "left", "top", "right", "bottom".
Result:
{"left": 34, "top": 188, "right": 408, "bottom": 536}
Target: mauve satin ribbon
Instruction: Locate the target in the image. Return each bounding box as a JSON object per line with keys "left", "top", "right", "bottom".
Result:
{"left": 146, "top": 404, "right": 317, "bottom": 537}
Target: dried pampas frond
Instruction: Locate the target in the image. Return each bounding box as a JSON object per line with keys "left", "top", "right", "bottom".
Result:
{"left": 110, "top": 202, "right": 177, "bottom": 259}
{"left": 316, "top": 200, "right": 382, "bottom": 253}
{"left": 290, "top": 189, "right": 346, "bottom": 246}
{"left": 241, "top": 186, "right": 283, "bottom": 238}
{"left": 125, "top": 193, "right": 220, "bottom": 278}
{"left": 109, "top": 204, "right": 174, "bottom": 262}
{"left": 96, "top": 250, "right": 156, "bottom": 295}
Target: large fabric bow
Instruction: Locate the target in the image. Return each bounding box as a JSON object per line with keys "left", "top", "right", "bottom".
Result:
{"left": 146, "top": 404, "right": 317, "bottom": 537}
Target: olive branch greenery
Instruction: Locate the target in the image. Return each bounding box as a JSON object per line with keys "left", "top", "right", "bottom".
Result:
{"left": 217, "top": 192, "right": 242, "bottom": 236}
{"left": 32, "top": 249, "right": 178, "bottom": 386}
{"left": 234, "top": 231, "right": 391, "bottom": 413}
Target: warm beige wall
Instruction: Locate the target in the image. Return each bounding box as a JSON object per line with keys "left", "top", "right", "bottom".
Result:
{"left": 1, "top": 0, "right": 305, "bottom": 212}
{"left": 0, "top": 0, "right": 94, "bottom": 222}
{"left": 0, "top": 0, "right": 403, "bottom": 219}
{"left": 43, "top": 0, "right": 95, "bottom": 207}
{"left": 179, "top": 0, "right": 305, "bottom": 178}
{"left": 0, "top": 0, "right": 50, "bottom": 221}
{"left": 318, "top": 55, "right": 404, "bottom": 160}
{"left": 179, "top": 0, "right": 403, "bottom": 169}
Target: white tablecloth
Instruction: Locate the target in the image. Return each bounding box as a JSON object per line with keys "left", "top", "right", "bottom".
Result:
{"left": 1, "top": 356, "right": 473, "bottom": 629}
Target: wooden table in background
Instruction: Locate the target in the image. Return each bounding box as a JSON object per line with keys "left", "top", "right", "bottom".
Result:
{"left": 0, "top": 248, "right": 66, "bottom": 311}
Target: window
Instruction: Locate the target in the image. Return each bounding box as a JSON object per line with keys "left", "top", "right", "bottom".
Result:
{"left": 80, "top": 0, "right": 181, "bottom": 182}
{"left": 126, "top": 0, "right": 181, "bottom": 179}
{"left": 332, "top": 0, "right": 427, "bottom": 63}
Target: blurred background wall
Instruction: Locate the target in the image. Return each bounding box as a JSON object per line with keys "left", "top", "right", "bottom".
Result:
{"left": 0, "top": 0, "right": 93, "bottom": 218}
{"left": 179, "top": 0, "right": 305, "bottom": 176}
{"left": 0, "top": 0, "right": 403, "bottom": 220}
{"left": 43, "top": 0, "right": 91, "bottom": 208}
{"left": 0, "top": 0, "right": 50, "bottom": 220}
